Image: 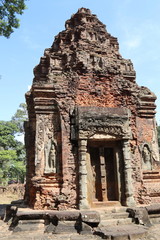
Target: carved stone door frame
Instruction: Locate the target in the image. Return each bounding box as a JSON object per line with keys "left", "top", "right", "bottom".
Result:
{"left": 78, "top": 137, "right": 135, "bottom": 209}
{"left": 71, "top": 106, "right": 135, "bottom": 209}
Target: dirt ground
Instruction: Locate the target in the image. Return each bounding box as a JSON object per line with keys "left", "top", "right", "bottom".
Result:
{"left": 0, "top": 189, "right": 160, "bottom": 239}
{"left": 0, "top": 191, "right": 20, "bottom": 204}
{"left": 0, "top": 184, "right": 24, "bottom": 204}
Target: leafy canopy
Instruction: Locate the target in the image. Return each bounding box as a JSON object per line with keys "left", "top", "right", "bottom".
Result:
{"left": 0, "top": 103, "right": 27, "bottom": 184}
{"left": 0, "top": 0, "right": 27, "bottom": 38}
{"left": 0, "top": 149, "right": 26, "bottom": 184}
{"left": 0, "top": 121, "right": 19, "bottom": 149}
{"left": 11, "top": 103, "right": 28, "bottom": 133}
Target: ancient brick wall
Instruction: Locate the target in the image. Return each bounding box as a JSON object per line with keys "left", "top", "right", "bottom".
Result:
{"left": 25, "top": 8, "right": 160, "bottom": 209}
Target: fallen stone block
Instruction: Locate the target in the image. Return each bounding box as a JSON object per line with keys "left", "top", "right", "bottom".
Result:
{"left": 127, "top": 207, "right": 151, "bottom": 226}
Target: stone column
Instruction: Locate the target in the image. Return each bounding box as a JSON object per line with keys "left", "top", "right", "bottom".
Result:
{"left": 35, "top": 113, "right": 44, "bottom": 177}
{"left": 122, "top": 140, "right": 135, "bottom": 207}
{"left": 78, "top": 139, "right": 89, "bottom": 209}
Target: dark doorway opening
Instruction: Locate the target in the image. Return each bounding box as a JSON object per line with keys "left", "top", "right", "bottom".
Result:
{"left": 104, "top": 147, "right": 118, "bottom": 201}
{"left": 90, "top": 147, "right": 102, "bottom": 201}
{"left": 88, "top": 141, "right": 119, "bottom": 203}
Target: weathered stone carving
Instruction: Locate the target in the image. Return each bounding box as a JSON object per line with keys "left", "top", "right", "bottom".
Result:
{"left": 71, "top": 106, "right": 131, "bottom": 140}
{"left": 44, "top": 139, "right": 57, "bottom": 174}
{"left": 142, "top": 145, "right": 152, "bottom": 171}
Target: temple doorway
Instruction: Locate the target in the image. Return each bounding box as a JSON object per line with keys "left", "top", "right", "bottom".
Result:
{"left": 87, "top": 140, "right": 123, "bottom": 207}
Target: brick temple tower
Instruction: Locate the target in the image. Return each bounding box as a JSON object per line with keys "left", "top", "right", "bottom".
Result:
{"left": 25, "top": 8, "right": 160, "bottom": 210}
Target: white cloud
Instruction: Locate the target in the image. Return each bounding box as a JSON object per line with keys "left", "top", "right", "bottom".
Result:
{"left": 21, "top": 34, "right": 41, "bottom": 50}
{"left": 124, "top": 36, "right": 142, "bottom": 49}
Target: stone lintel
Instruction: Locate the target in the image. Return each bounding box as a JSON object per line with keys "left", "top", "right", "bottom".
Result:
{"left": 76, "top": 106, "right": 130, "bottom": 118}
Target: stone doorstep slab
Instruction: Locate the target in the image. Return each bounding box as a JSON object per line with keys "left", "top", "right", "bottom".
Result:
{"left": 94, "top": 225, "right": 148, "bottom": 240}
{"left": 9, "top": 209, "right": 100, "bottom": 234}
{"left": 16, "top": 210, "right": 100, "bottom": 223}
{"left": 15, "top": 210, "right": 80, "bottom": 221}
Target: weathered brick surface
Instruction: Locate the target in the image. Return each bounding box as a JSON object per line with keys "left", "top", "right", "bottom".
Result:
{"left": 25, "top": 8, "right": 160, "bottom": 210}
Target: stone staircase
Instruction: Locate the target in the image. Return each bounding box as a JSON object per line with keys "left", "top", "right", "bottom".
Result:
{"left": 146, "top": 204, "right": 160, "bottom": 225}
{"left": 96, "top": 207, "right": 133, "bottom": 227}
{"left": 94, "top": 207, "right": 149, "bottom": 239}
{"left": 0, "top": 205, "right": 151, "bottom": 240}
{"left": 149, "top": 213, "right": 160, "bottom": 224}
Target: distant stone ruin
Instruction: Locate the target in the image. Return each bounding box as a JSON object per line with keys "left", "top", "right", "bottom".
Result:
{"left": 24, "top": 8, "right": 160, "bottom": 210}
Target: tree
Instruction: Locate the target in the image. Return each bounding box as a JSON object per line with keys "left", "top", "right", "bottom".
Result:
{"left": 0, "top": 0, "right": 27, "bottom": 38}
{"left": 0, "top": 149, "right": 26, "bottom": 184}
{"left": 0, "top": 121, "right": 19, "bottom": 149}
{"left": 0, "top": 103, "right": 27, "bottom": 184}
{"left": 0, "top": 149, "right": 17, "bottom": 184}
{"left": 11, "top": 103, "right": 28, "bottom": 133}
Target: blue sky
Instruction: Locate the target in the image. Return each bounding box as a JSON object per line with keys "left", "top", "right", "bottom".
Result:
{"left": 1, "top": 0, "right": 160, "bottom": 123}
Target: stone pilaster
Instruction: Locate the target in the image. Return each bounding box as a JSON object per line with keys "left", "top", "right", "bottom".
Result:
{"left": 122, "top": 140, "right": 135, "bottom": 207}
{"left": 35, "top": 113, "right": 44, "bottom": 177}
{"left": 78, "top": 139, "right": 89, "bottom": 209}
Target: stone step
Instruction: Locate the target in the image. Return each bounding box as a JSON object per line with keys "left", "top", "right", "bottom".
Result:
{"left": 95, "top": 206, "right": 128, "bottom": 214}
{"left": 99, "top": 217, "right": 133, "bottom": 227}
{"left": 92, "top": 201, "right": 121, "bottom": 208}
{"left": 100, "top": 211, "right": 130, "bottom": 220}
{"left": 149, "top": 214, "right": 160, "bottom": 224}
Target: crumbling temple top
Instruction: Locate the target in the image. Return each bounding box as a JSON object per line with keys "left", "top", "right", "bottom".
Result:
{"left": 25, "top": 8, "right": 160, "bottom": 210}
{"left": 34, "top": 7, "right": 136, "bottom": 79}
{"left": 33, "top": 7, "right": 156, "bottom": 118}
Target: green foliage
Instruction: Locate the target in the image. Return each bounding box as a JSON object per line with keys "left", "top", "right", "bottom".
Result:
{"left": 0, "top": 149, "right": 17, "bottom": 162}
{"left": 0, "top": 121, "right": 19, "bottom": 149}
{"left": 0, "top": 149, "right": 17, "bottom": 184}
{"left": 0, "top": 0, "right": 27, "bottom": 38}
{"left": 9, "top": 159, "right": 26, "bottom": 183}
{"left": 0, "top": 149, "right": 25, "bottom": 184}
{"left": 11, "top": 103, "right": 28, "bottom": 133}
{"left": 0, "top": 103, "right": 27, "bottom": 185}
